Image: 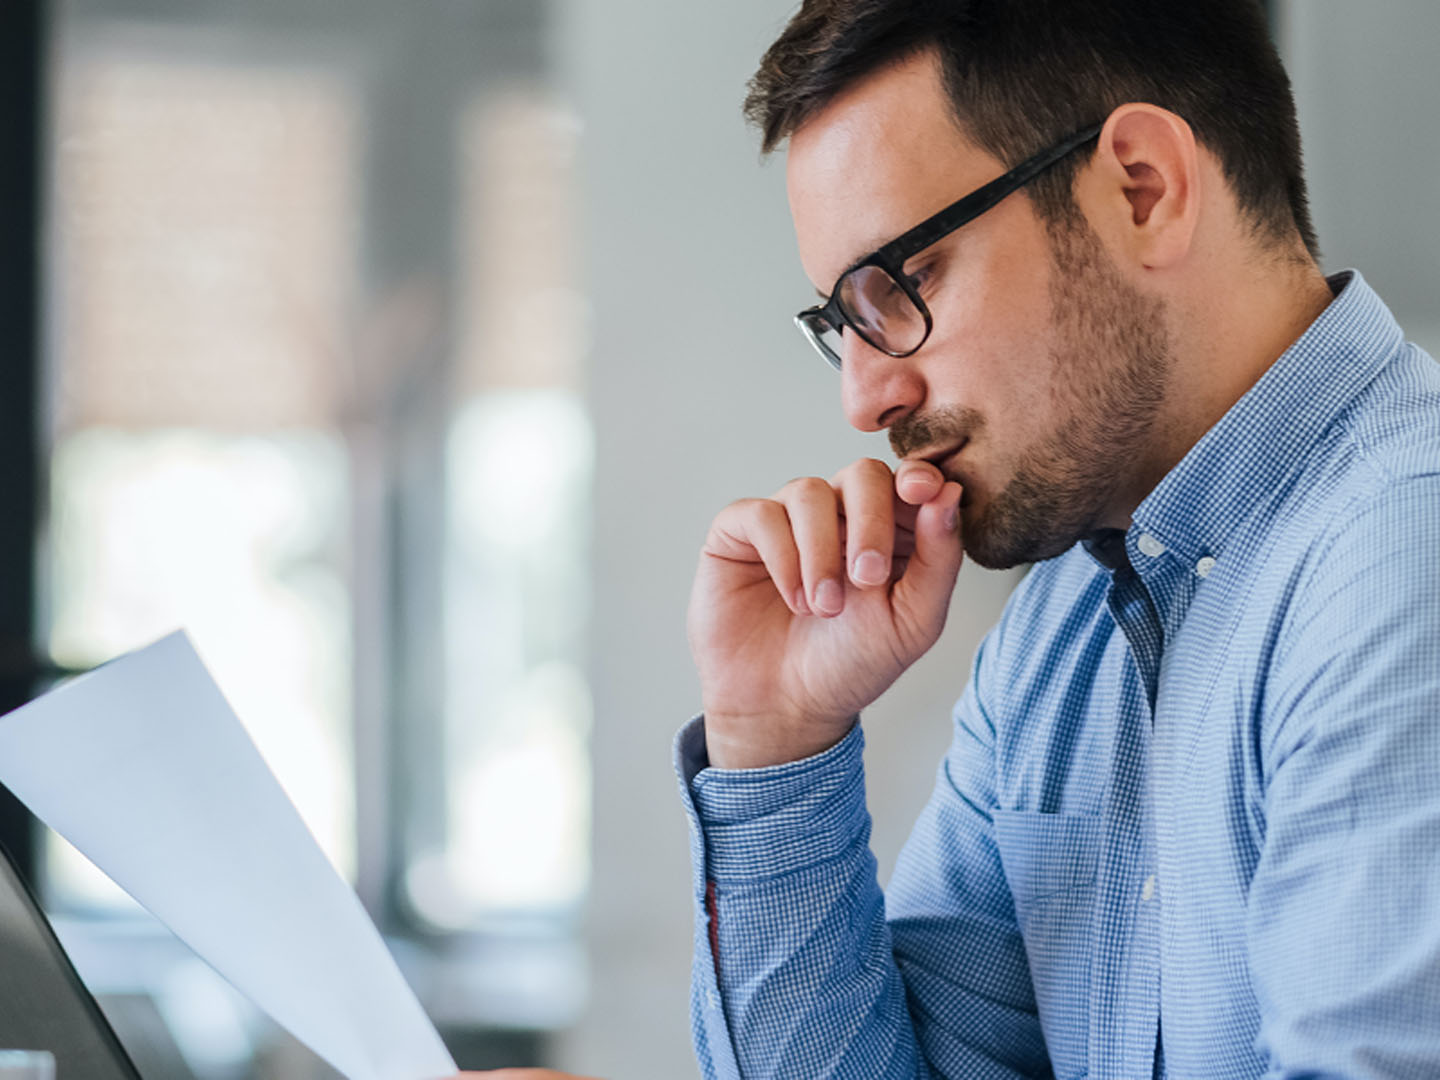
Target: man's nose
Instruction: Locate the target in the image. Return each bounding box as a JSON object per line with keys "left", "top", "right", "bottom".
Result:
{"left": 840, "top": 331, "right": 925, "bottom": 433}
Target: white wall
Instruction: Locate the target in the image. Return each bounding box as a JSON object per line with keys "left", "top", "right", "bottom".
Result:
{"left": 1280, "top": 0, "right": 1440, "bottom": 353}
{"left": 553, "top": 2, "right": 1018, "bottom": 1076}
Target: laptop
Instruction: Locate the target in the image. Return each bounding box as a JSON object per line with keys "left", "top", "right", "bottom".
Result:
{"left": 0, "top": 842, "right": 143, "bottom": 1079}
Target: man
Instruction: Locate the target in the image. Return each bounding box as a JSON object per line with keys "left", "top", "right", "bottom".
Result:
{"left": 678, "top": 2, "right": 1440, "bottom": 1079}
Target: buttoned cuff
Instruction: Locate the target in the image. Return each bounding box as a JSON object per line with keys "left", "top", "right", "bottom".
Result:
{"left": 673, "top": 715, "right": 868, "bottom": 885}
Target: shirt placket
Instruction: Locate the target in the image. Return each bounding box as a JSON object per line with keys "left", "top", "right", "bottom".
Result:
{"left": 1095, "top": 547, "right": 1165, "bottom": 1080}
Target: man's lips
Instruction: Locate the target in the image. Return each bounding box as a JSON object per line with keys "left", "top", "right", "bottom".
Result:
{"left": 912, "top": 439, "right": 968, "bottom": 475}
{"left": 909, "top": 440, "right": 973, "bottom": 507}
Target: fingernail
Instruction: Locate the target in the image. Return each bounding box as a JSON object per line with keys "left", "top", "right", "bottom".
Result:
{"left": 944, "top": 505, "right": 959, "bottom": 532}
{"left": 815, "top": 578, "right": 843, "bottom": 615}
{"left": 853, "top": 549, "right": 888, "bottom": 586}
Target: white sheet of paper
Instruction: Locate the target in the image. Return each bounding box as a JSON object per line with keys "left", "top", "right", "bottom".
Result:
{"left": 0, "top": 631, "right": 457, "bottom": 1080}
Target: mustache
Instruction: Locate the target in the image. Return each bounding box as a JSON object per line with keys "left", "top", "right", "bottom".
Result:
{"left": 889, "top": 405, "right": 985, "bottom": 460}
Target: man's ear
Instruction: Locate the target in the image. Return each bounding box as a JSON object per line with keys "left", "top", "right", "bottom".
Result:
{"left": 1076, "top": 103, "right": 1199, "bottom": 270}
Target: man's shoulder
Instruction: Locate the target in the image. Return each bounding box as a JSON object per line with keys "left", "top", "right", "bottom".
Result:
{"left": 1343, "top": 340, "right": 1440, "bottom": 478}
{"left": 1258, "top": 346, "right": 1440, "bottom": 763}
{"left": 1263, "top": 342, "right": 1440, "bottom": 661}
{"left": 1265, "top": 339, "right": 1439, "bottom": 556}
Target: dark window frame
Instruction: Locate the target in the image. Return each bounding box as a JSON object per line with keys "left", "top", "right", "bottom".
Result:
{"left": 0, "top": 0, "right": 45, "bottom": 885}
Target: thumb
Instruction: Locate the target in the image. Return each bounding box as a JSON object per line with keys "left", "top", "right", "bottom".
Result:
{"left": 891, "top": 481, "right": 964, "bottom": 636}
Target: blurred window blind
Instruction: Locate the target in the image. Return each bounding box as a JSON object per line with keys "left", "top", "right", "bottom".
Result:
{"left": 46, "top": 49, "right": 360, "bottom": 908}
{"left": 41, "top": 2, "right": 589, "bottom": 1051}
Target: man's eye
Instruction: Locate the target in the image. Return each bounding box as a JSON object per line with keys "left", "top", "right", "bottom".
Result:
{"left": 905, "top": 252, "right": 949, "bottom": 294}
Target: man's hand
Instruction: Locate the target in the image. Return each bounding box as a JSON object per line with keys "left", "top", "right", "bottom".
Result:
{"left": 688, "top": 457, "right": 963, "bottom": 769}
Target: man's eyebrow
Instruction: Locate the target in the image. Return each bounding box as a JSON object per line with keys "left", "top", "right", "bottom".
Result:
{"left": 823, "top": 233, "right": 898, "bottom": 298}
{"left": 812, "top": 239, "right": 890, "bottom": 303}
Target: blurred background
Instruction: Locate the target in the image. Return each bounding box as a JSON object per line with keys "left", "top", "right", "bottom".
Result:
{"left": 0, "top": 0, "right": 1434, "bottom": 1077}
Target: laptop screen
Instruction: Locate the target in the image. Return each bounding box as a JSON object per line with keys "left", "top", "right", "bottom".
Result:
{"left": 0, "top": 843, "right": 143, "bottom": 1079}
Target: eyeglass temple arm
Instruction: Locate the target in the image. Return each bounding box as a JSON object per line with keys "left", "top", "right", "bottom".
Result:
{"left": 874, "top": 122, "right": 1105, "bottom": 266}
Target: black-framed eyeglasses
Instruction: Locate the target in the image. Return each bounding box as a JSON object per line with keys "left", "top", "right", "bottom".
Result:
{"left": 794, "top": 122, "right": 1104, "bottom": 371}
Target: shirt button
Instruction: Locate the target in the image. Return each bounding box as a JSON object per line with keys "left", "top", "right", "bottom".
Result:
{"left": 1137, "top": 533, "right": 1166, "bottom": 558}
{"left": 1196, "top": 555, "right": 1217, "bottom": 578}
{"left": 1141, "top": 874, "right": 1157, "bottom": 902}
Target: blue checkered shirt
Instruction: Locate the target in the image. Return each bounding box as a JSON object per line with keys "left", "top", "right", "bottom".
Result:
{"left": 675, "top": 271, "right": 1440, "bottom": 1079}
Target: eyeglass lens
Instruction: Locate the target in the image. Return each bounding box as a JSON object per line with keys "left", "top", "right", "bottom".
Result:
{"left": 837, "top": 265, "right": 927, "bottom": 357}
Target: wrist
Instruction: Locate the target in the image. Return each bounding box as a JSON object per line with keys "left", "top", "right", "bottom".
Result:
{"left": 702, "top": 713, "right": 856, "bottom": 769}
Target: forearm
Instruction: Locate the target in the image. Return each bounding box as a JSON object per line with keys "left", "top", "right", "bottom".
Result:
{"left": 677, "top": 719, "right": 928, "bottom": 1080}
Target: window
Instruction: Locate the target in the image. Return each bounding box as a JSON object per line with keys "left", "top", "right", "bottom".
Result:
{"left": 41, "top": 1, "right": 587, "bottom": 1072}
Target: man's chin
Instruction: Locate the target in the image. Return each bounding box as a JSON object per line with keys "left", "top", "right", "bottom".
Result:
{"left": 958, "top": 528, "right": 1031, "bottom": 571}
{"left": 959, "top": 496, "right": 1084, "bottom": 570}
{"left": 957, "top": 500, "right": 1018, "bottom": 570}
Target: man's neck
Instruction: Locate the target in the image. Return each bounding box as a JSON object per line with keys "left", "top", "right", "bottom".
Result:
{"left": 1099, "top": 260, "right": 1337, "bottom": 531}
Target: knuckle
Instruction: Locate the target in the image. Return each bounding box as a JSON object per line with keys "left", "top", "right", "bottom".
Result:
{"left": 737, "top": 497, "right": 784, "bottom": 527}
{"left": 755, "top": 498, "right": 789, "bottom": 527}
{"left": 781, "top": 475, "right": 833, "bottom": 502}
{"left": 716, "top": 497, "right": 772, "bottom": 531}
{"left": 833, "top": 456, "right": 892, "bottom": 485}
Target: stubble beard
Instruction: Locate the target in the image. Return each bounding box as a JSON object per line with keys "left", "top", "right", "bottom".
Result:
{"left": 893, "top": 217, "right": 1174, "bottom": 570}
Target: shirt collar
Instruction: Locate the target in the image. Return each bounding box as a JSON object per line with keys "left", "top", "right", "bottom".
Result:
{"left": 1112, "top": 270, "right": 1404, "bottom": 574}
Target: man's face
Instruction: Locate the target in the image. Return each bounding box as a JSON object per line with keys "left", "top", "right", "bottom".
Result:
{"left": 786, "top": 51, "right": 1173, "bottom": 568}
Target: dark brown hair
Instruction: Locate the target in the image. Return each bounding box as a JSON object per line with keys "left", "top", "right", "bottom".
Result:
{"left": 745, "top": 0, "right": 1319, "bottom": 259}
